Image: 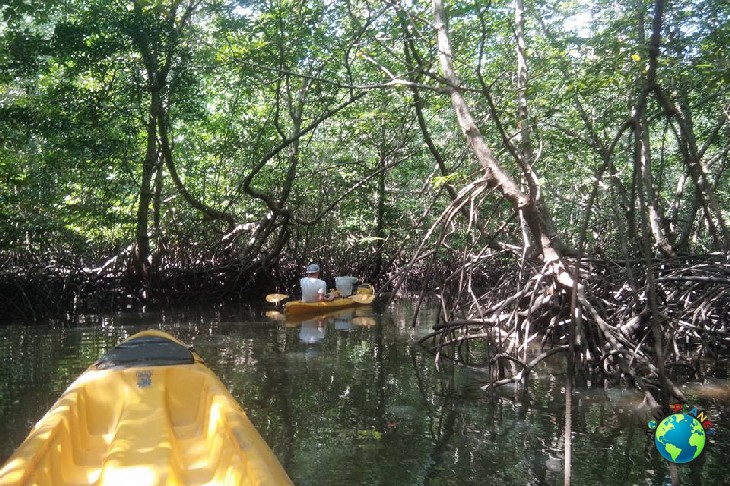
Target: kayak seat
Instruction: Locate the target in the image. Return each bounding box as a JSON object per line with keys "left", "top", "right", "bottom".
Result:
{"left": 95, "top": 335, "right": 195, "bottom": 370}
{"left": 5, "top": 372, "right": 124, "bottom": 485}
{"left": 167, "top": 368, "right": 246, "bottom": 483}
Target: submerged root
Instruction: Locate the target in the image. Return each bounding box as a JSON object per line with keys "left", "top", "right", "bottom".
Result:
{"left": 417, "top": 253, "right": 729, "bottom": 402}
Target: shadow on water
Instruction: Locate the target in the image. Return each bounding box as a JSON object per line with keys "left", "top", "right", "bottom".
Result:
{"left": 0, "top": 301, "right": 728, "bottom": 485}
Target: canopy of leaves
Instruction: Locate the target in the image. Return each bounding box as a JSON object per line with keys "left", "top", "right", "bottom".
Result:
{"left": 1, "top": 0, "right": 728, "bottom": 280}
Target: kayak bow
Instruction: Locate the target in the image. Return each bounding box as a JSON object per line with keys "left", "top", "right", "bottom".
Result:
{"left": 0, "top": 330, "right": 293, "bottom": 486}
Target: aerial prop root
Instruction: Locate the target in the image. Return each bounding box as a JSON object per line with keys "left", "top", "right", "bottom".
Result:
{"left": 480, "top": 346, "right": 569, "bottom": 390}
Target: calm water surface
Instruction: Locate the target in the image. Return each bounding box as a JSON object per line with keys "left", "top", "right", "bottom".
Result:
{"left": 0, "top": 302, "right": 728, "bottom": 485}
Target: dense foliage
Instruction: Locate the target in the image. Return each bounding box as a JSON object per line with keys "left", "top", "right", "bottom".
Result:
{"left": 1, "top": 0, "right": 728, "bottom": 308}
{"left": 1, "top": 7, "right": 729, "bottom": 483}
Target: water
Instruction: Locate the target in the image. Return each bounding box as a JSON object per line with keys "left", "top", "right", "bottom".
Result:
{"left": 0, "top": 302, "right": 728, "bottom": 485}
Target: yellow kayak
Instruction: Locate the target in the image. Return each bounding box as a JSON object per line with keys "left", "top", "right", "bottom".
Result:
{"left": 284, "top": 284, "right": 375, "bottom": 316}
{"left": 0, "top": 330, "right": 293, "bottom": 486}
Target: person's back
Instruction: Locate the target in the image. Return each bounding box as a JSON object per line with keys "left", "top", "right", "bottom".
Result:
{"left": 335, "top": 275, "right": 359, "bottom": 297}
{"left": 300, "top": 263, "right": 330, "bottom": 302}
{"left": 301, "top": 276, "right": 327, "bottom": 302}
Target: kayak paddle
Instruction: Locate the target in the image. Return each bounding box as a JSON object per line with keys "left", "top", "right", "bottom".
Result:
{"left": 266, "top": 293, "right": 290, "bottom": 304}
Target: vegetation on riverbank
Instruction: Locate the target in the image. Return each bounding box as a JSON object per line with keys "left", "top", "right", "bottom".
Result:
{"left": 2, "top": 0, "right": 729, "bottom": 408}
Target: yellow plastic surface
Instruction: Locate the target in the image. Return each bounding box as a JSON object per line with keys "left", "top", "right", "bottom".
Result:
{"left": 0, "top": 331, "right": 293, "bottom": 486}
{"left": 283, "top": 298, "right": 361, "bottom": 316}
{"left": 284, "top": 284, "right": 375, "bottom": 316}
{"left": 355, "top": 284, "right": 374, "bottom": 296}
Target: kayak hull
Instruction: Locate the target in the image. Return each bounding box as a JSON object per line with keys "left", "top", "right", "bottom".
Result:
{"left": 284, "top": 297, "right": 362, "bottom": 316}
{"left": 0, "top": 330, "right": 293, "bottom": 486}
{"left": 283, "top": 284, "right": 375, "bottom": 316}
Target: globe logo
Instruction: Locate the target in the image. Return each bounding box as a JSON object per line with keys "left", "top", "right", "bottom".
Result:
{"left": 653, "top": 413, "right": 706, "bottom": 464}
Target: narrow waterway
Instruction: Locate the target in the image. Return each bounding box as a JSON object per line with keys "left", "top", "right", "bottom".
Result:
{"left": 0, "top": 301, "right": 728, "bottom": 485}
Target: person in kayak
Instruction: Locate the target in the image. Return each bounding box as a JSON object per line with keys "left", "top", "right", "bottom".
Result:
{"left": 300, "top": 263, "right": 335, "bottom": 302}
{"left": 335, "top": 268, "right": 360, "bottom": 297}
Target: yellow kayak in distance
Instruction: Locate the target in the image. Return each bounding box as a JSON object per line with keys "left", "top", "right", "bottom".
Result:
{"left": 283, "top": 284, "right": 375, "bottom": 317}
{"left": 0, "top": 330, "right": 293, "bottom": 486}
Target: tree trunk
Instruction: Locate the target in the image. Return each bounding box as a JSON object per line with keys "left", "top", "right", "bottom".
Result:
{"left": 374, "top": 131, "right": 387, "bottom": 278}
{"left": 634, "top": 117, "right": 676, "bottom": 256}
{"left": 514, "top": 0, "right": 542, "bottom": 256}
{"left": 133, "top": 87, "right": 161, "bottom": 280}
{"left": 631, "top": 0, "right": 675, "bottom": 257}
{"left": 431, "top": 0, "right": 570, "bottom": 266}
{"left": 158, "top": 108, "right": 236, "bottom": 227}
{"left": 644, "top": 0, "right": 729, "bottom": 251}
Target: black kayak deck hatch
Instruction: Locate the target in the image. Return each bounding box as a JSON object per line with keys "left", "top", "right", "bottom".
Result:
{"left": 96, "top": 335, "right": 195, "bottom": 370}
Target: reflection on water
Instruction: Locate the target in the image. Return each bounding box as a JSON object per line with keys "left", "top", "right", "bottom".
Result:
{"left": 295, "top": 309, "right": 374, "bottom": 344}
{"left": 299, "top": 318, "right": 327, "bottom": 344}
{"left": 0, "top": 303, "right": 728, "bottom": 485}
